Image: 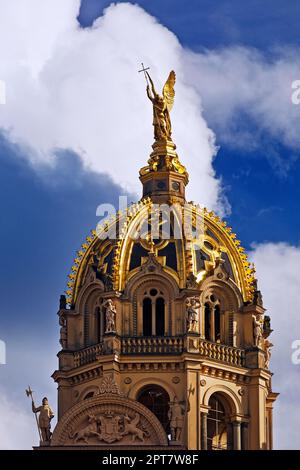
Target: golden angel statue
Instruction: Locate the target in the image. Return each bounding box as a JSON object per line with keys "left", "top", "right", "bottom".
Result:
{"left": 146, "top": 70, "right": 176, "bottom": 141}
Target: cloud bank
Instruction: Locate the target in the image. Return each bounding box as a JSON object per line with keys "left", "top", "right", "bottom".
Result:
{"left": 250, "top": 243, "right": 300, "bottom": 449}
{"left": 1, "top": 1, "right": 299, "bottom": 202}
{"left": 183, "top": 46, "right": 300, "bottom": 173}
{"left": 0, "top": 0, "right": 221, "bottom": 211}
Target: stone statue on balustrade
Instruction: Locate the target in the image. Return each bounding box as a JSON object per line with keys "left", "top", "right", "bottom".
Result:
{"left": 253, "top": 314, "right": 263, "bottom": 347}
{"left": 103, "top": 299, "right": 117, "bottom": 333}
{"left": 186, "top": 297, "right": 200, "bottom": 333}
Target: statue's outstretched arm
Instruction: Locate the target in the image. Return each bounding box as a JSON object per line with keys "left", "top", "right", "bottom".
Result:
{"left": 32, "top": 404, "right": 41, "bottom": 413}
{"left": 146, "top": 85, "right": 153, "bottom": 102}
{"left": 146, "top": 71, "right": 157, "bottom": 97}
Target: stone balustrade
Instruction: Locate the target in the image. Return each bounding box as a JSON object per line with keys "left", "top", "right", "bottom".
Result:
{"left": 72, "top": 337, "right": 245, "bottom": 367}
{"left": 73, "top": 343, "right": 103, "bottom": 367}
{"left": 198, "top": 339, "right": 245, "bottom": 367}
{"left": 121, "top": 336, "right": 184, "bottom": 355}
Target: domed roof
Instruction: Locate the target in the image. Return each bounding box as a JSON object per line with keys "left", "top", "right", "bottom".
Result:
{"left": 66, "top": 197, "right": 255, "bottom": 307}
{"left": 65, "top": 70, "right": 255, "bottom": 307}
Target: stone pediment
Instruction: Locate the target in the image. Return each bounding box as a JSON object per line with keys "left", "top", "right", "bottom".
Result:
{"left": 51, "top": 394, "right": 168, "bottom": 447}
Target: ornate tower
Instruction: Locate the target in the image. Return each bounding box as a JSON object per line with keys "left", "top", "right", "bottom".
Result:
{"left": 49, "top": 71, "right": 278, "bottom": 450}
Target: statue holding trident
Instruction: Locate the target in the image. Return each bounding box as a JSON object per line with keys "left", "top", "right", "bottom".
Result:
{"left": 139, "top": 64, "right": 176, "bottom": 142}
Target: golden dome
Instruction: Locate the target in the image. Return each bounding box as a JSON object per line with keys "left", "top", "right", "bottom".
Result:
{"left": 65, "top": 70, "right": 256, "bottom": 308}
{"left": 66, "top": 197, "right": 255, "bottom": 307}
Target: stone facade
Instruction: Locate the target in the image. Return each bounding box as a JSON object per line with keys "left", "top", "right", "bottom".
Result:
{"left": 47, "top": 71, "right": 278, "bottom": 450}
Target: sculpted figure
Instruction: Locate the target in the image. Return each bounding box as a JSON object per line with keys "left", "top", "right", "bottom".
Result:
{"left": 146, "top": 71, "right": 175, "bottom": 141}
{"left": 69, "top": 414, "right": 100, "bottom": 444}
{"left": 121, "top": 413, "right": 145, "bottom": 442}
{"left": 186, "top": 297, "right": 200, "bottom": 332}
{"left": 264, "top": 339, "right": 273, "bottom": 368}
{"left": 32, "top": 397, "right": 54, "bottom": 443}
{"left": 253, "top": 314, "right": 263, "bottom": 347}
{"left": 103, "top": 299, "right": 116, "bottom": 333}
{"left": 168, "top": 397, "right": 185, "bottom": 441}
{"left": 59, "top": 314, "right": 67, "bottom": 349}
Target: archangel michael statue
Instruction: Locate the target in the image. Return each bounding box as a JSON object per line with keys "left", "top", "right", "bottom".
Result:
{"left": 146, "top": 70, "right": 176, "bottom": 142}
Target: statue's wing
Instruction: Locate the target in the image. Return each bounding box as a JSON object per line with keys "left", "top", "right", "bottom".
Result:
{"left": 162, "top": 71, "right": 176, "bottom": 111}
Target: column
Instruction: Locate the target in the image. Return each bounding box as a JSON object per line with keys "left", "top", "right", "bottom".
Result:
{"left": 201, "top": 412, "right": 208, "bottom": 450}
{"left": 151, "top": 300, "right": 156, "bottom": 335}
{"left": 268, "top": 409, "right": 273, "bottom": 450}
{"left": 241, "top": 422, "right": 249, "bottom": 450}
{"left": 226, "top": 422, "right": 233, "bottom": 450}
{"left": 210, "top": 307, "right": 215, "bottom": 341}
{"left": 232, "top": 421, "right": 241, "bottom": 450}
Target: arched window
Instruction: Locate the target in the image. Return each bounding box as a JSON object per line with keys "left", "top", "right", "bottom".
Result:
{"left": 204, "top": 296, "right": 221, "bottom": 343}
{"left": 95, "top": 306, "right": 106, "bottom": 343}
{"left": 137, "top": 385, "right": 170, "bottom": 433}
{"left": 83, "top": 391, "right": 95, "bottom": 400}
{"left": 142, "top": 289, "right": 166, "bottom": 336}
{"left": 143, "top": 298, "right": 152, "bottom": 336}
{"left": 207, "top": 394, "right": 231, "bottom": 450}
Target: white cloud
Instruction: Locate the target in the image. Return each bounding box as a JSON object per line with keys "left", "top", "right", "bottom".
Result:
{"left": 0, "top": 1, "right": 221, "bottom": 212}
{"left": 250, "top": 242, "right": 300, "bottom": 449}
{"left": 0, "top": 2, "right": 299, "bottom": 204}
{"left": 183, "top": 47, "right": 300, "bottom": 156}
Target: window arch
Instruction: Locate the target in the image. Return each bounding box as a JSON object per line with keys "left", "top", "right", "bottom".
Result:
{"left": 95, "top": 306, "right": 106, "bottom": 343}
{"left": 82, "top": 289, "right": 105, "bottom": 347}
{"left": 204, "top": 295, "right": 221, "bottom": 342}
{"left": 142, "top": 288, "right": 166, "bottom": 336}
{"left": 207, "top": 394, "right": 232, "bottom": 450}
{"left": 137, "top": 385, "right": 170, "bottom": 433}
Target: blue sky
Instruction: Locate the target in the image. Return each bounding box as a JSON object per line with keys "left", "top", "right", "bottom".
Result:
{"left": 0, "top": 0, "right": 300, "bottom": 449}
{"left": 79, "top": 0, "right": 300, "bottom": 248}
{"left": 80, "top": 0, "right": 300, "bottom": 50}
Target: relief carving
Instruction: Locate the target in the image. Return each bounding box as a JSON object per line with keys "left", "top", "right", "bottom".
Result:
{"left": 69, "top": 411, "right": 147, "bottom": 444}
{"left": 51, "top": 379, "right": 168, "bottom": 447}
{"left": 69, "top": 414, "right": 100, "bottom": 444}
